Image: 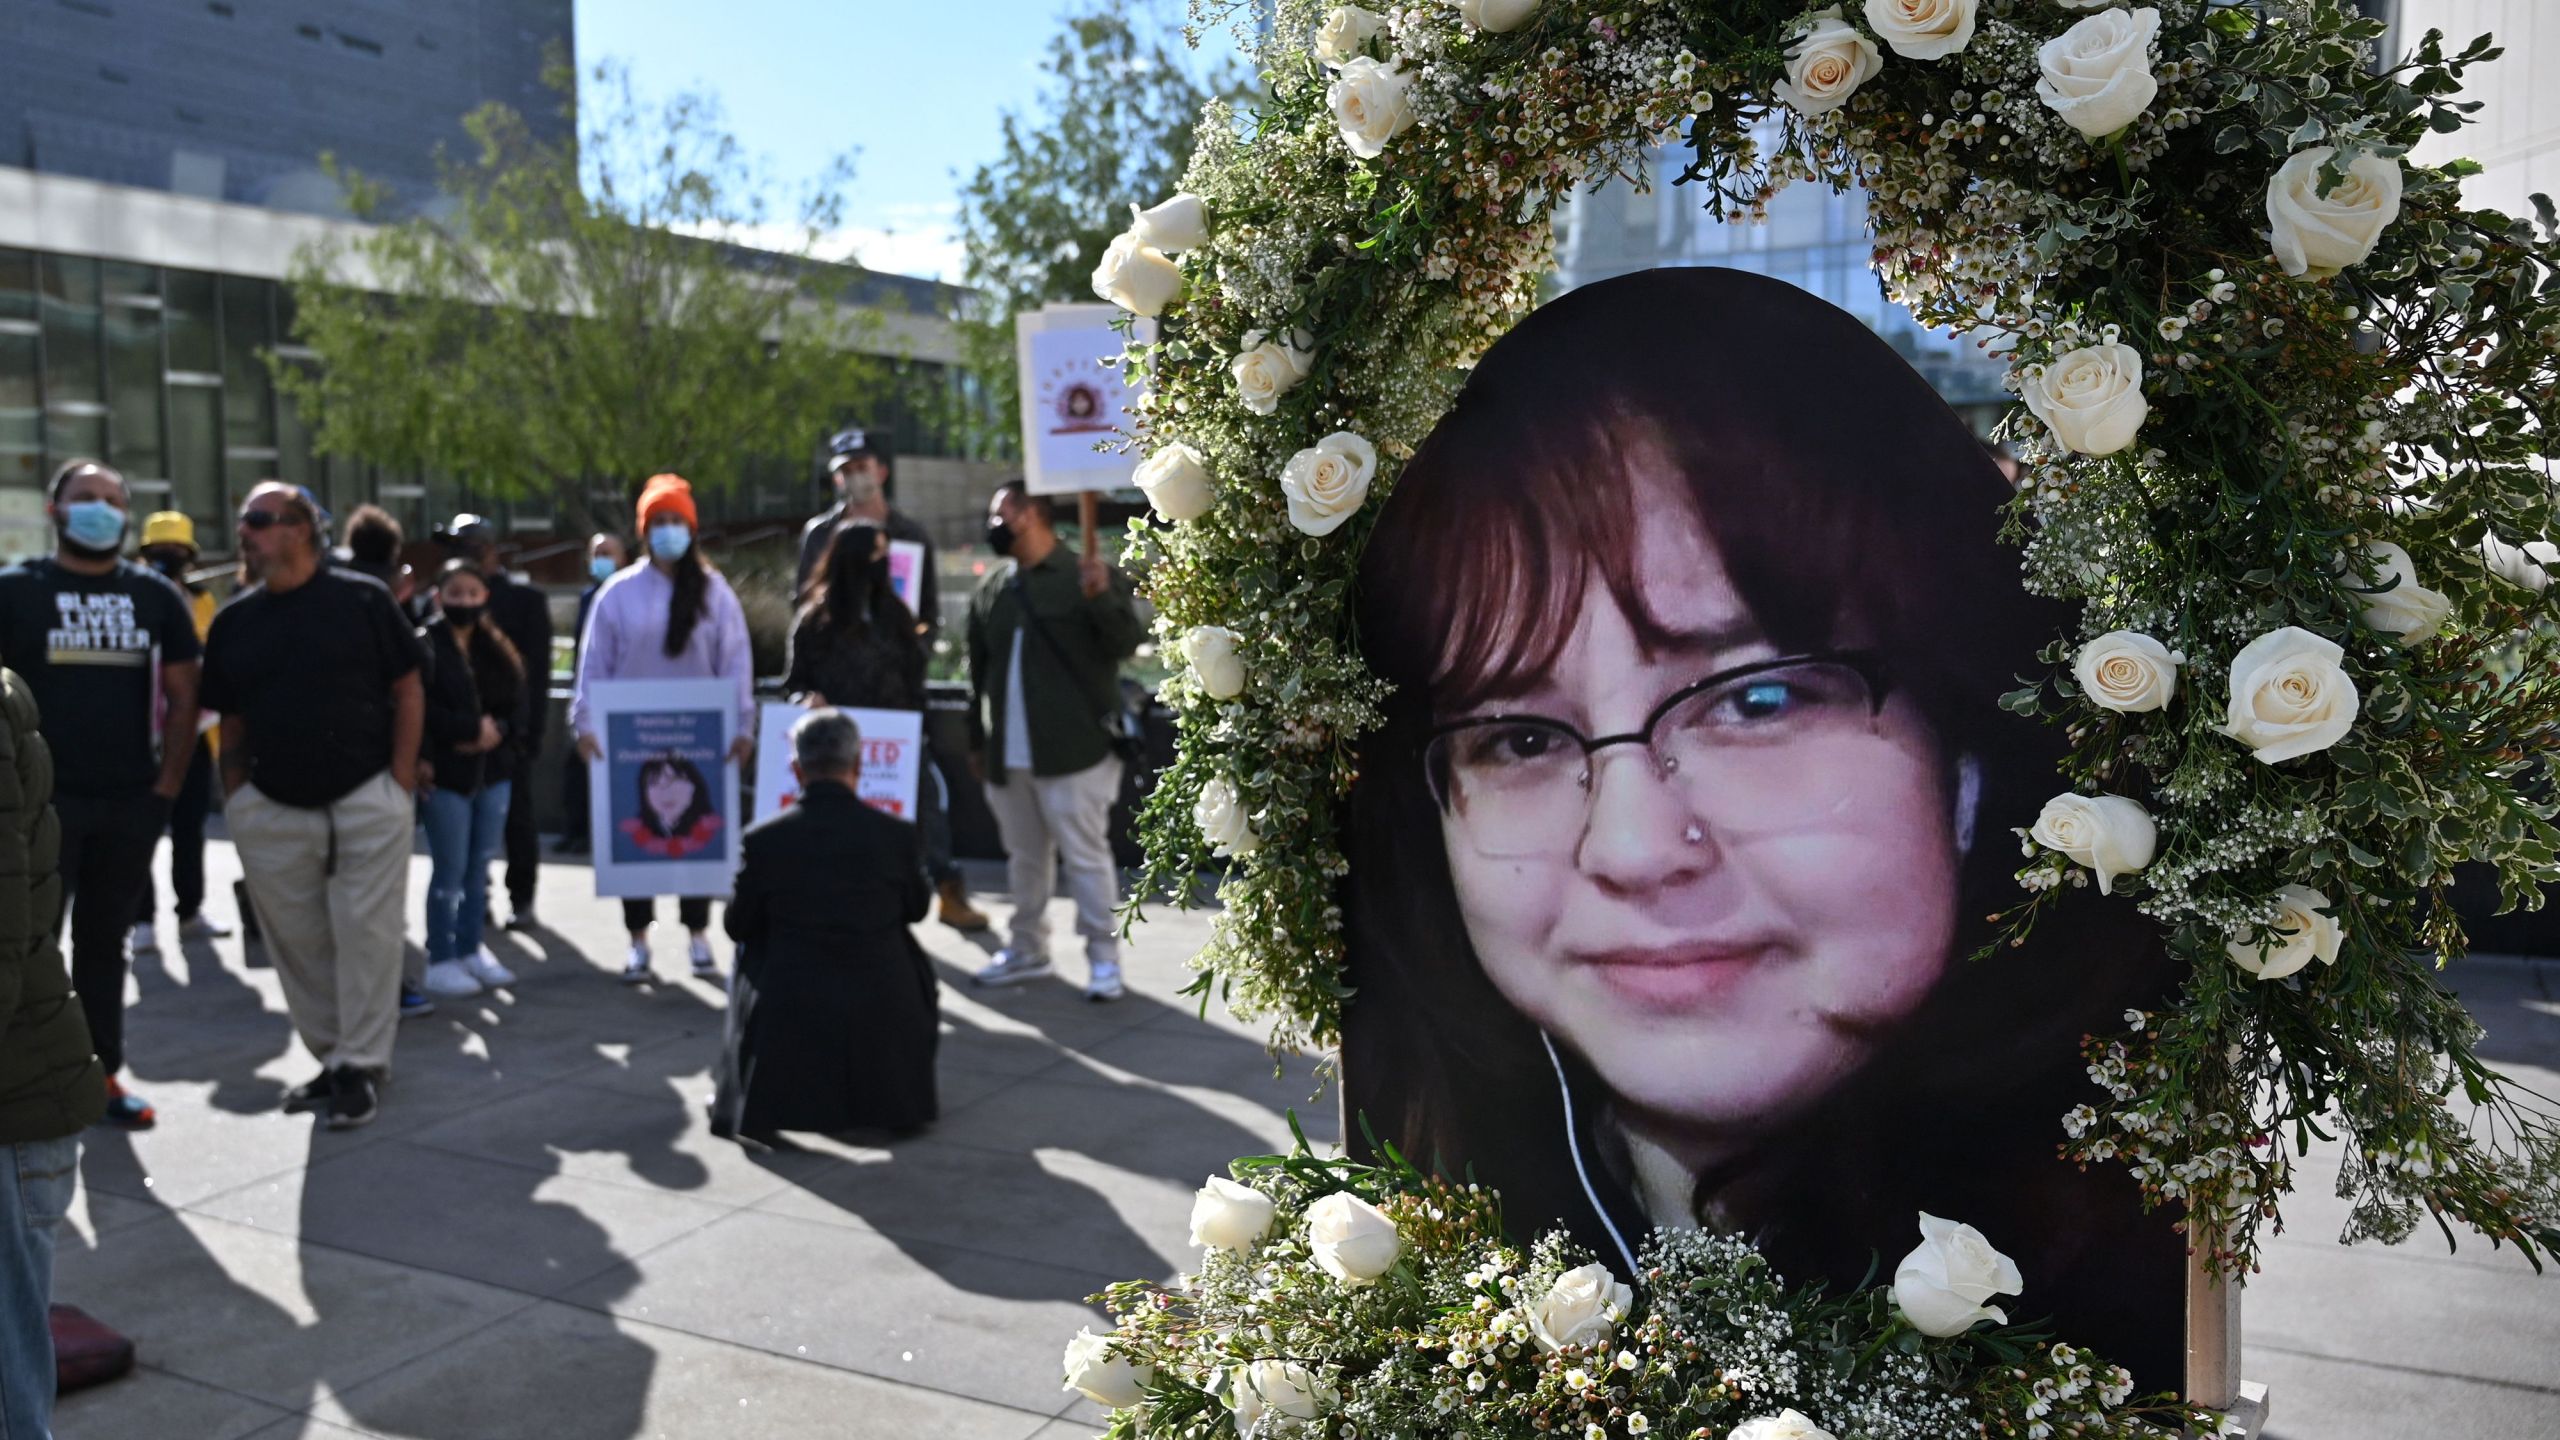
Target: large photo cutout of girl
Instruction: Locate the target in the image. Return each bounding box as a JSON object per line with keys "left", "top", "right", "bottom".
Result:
{"left": 1340, "top": 267, "right": 2185, "bottom": 1385}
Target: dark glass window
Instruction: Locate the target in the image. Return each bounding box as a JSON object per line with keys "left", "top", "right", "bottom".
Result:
{"left": 167, "top": 382, "right": 222, "bottom": 534}
{"left": 220, "top": 275, "right": 276, "bottom": 450}
{"left": 103, "top": 262, "right": 164, "bottom": 481}
{"left": 39, "top": 256, "right": 105, "bottom": 468}
{"left": 165, "top": 270, "right": 218, "bottom": 373}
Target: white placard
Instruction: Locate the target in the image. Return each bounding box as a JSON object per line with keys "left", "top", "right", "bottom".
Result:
{"left": 1014, "top": 302, "right": 1151, "bottom": 496}
{"left": 585, "top": 678, "right": 742, "bottom": 900}
{"left": 751, "top": 702, "right": 925, "bottom": 825}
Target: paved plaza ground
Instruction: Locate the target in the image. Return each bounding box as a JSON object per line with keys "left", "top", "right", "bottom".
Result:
{"left": 45, "top": 838, "right": 2560, "bottom": 1439}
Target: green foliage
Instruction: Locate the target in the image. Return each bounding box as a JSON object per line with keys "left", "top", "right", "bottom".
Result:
{"left": 276, "top": 55, "right": 893, "bottom": 535}
{"left": 952, "top": 0, "right": 1244, "bottom": 454}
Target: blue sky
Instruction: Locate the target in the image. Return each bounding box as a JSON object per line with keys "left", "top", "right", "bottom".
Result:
{"left": 572, "top": 0, "right": 1251, "bottom": 280}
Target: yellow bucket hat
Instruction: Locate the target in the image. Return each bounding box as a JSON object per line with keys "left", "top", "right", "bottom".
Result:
{"left": 140, "top": 511, "right": 197, "bottom": 553}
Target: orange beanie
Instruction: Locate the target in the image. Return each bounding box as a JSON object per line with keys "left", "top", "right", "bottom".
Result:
{"left": 636, "top": 473, "right": 697, "bottom": 531}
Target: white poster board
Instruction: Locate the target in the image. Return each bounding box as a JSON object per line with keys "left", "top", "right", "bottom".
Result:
{"left": 585, "top": 678, "right": 742, "bottom": 900}
{"left": 1014, "top": 302, "right": 1151, "bottom": 496}
{"left": 751, "top": 702, "right": 926, "bottom": 825}
{"left": 887, "top": 538, "right": 926, "bottom": 618}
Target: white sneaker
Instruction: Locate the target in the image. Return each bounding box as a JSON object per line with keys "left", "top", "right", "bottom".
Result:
{"left": 971, "top": 949, "right": 1053, "bottom": 987}
{"left": 687, "top": 935, "right": 720, "bottom": 978}
{"left": 1085, "top": 958, "right": 1126, "bottom": 1003}
{"left": 129, "top": 922, "right": 159, "bottom": 958}
{"left": 465, "top": 947, "right": 517, "bottom": 988}
{"left": 621, "top": 943, "right": 653, "bottom": 985}
{"left": 177, "top": 914, "right": 232, "bottom": 941}
{"left": 421, "top": 959, "right": 484, "bottom": 998}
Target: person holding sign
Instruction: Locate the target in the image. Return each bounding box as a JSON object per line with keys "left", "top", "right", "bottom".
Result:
{"left": 571, "top": 475, "right": 754, "bottom": 984}
{"left": 795, "top": 427, "right": 939, "bottom": 639}
{"left": 711, "top": 708, "right": 937, "bottom": 1147}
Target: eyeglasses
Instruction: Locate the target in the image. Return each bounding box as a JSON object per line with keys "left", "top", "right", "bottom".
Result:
{"left": 1422, "top": 651, "right": 1894, "bottom": 861}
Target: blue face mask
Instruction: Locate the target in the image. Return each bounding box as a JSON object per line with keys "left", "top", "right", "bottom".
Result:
{"left": 647, "top": 523, "right": 693, "bottom": 562}
{"left": 590, "top": 555, "right": 617, "bottom": 582}
{"left": 62, "top": 500, "right": 127, "bottom": 553}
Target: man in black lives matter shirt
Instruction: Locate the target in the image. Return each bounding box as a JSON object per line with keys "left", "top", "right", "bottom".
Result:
{"left": 201, "top": 482, "right": 423, "bottom": 1131}
{"left": 0, "top": 461, "right": 202, "bottom": 1132}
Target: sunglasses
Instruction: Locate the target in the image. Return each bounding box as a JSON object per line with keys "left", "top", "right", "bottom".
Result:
{"left": 237, "top": 508, "right": 305, "bottom": 530}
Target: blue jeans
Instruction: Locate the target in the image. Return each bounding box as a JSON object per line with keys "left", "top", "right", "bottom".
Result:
{"left": 1, "top": 1136, "right": 76, "bottom": 1439}
{"left": 422, "top": 780, "right": 511, "bottom": 965}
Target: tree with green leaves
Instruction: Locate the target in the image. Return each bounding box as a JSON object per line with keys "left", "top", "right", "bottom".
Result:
{"left": 277, "top": 57, "right": 892, "bottom": 536}
{"left": 953, "top": 0, "right": 1245, "bottom": 455}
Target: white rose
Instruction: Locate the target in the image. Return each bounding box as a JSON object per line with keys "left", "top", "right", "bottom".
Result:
{"left": 1188, "top": 1174, "right": 1277, "bottom": 1251}
{"left": 2019, "top": 343, "right": 2148, "bottom": 457}
{"left": 1304, "top": 1191, "right": 1401, "bottom": 1286}
{"left": 1329, "top": 56, "right": 1415, "bottom": 160}
{"left": 2346, "top": 541, "right": 2452, "bottom": 645}
{"left": 1194, "top": 778, "right": 1259, "bottom": 857}
{"left": 1315, "top": 5, "right": 1386, "bottom": 66}
{"left": 2480, "top": 535, "right": 2559, "bottom": 593}
{"left": 1775, "top": 8, "right": 1882, "bottom": 118}
{"left": 2035, "top": 6, "right": 2160, "bottom": 139}
{"left": 1527, "top": 1263, "right": 1634, "bottom": 1353}
{"left": 1231, "top": 1358, "right": 1334, "bottom": 1435}
{"left": 1729, "top": 1412, "right": 1840, "bottom": 1440}
{"left": 1090, "top": 230, "right": 1182, "bottom": 317}
{"left": 1129, "top": 192, "right": 1210, "bottom": 252}
{"left": 1279, "top": 431, "right": 1377, "bottom": 537}
{"left": 1184, "top": 625, "right": 1247, "bottom": 700}
{"left": 1892, "top": 1212, "right": 2022, "bottom": 1337}
{"left": 2221, "top": 625, "right": 2359, "bottom": 764}
{"left": 1061, "top": 1327, "right": 1152, "bottom": 1408}
{"left": 2226, "top": 883, "right": 2343, "bottom": 981}
{"left": 2030, "top": 793, "right": 2157, "bottom": 897}
{"left": 1862, "top": 0, "right": 1978, "bottom": 60}
{"left": 2266, "top": 146, "right": 2404, "bottom": 279}
{"left": 2072, "top": 629, "right": 2180, "bottom": 713}
{"left": 1135, "top": 443, "right": 1216, "bottom": 523}
{"left": 1230, "top": 330, "right": 1315, "bottom": 416}
{"left": 1457, "top": 0, "right": 1541, "bottom": 32}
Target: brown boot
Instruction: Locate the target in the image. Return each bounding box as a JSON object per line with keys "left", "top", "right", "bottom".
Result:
{"left": 937, "top": 877, "right": 991, "bottom": 932}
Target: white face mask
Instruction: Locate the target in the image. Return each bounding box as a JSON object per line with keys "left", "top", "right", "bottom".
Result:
{"left": 647, "top": 523, "right": 693, "bottom": 562}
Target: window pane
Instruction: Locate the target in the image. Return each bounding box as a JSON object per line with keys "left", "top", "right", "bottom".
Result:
{"left": 275, "top": 363, "right": 315, "bottom": 490}
{"left": 0, "top": 249, "right": 34, "bottom": 321}
{"left": 168, "top": 383, "right": 222, "bottom": 535}
{"left": 40, "top": 255, "right": 103, "bottom": 408}
{"left": 220, "top": 276, "right": 275, "bottom": 450}
{"left": 0, "top": 331, "right": 40, "bottom": 489}
{"left": 106, "top": 269, "right": 165, "bottom": 481}
{"left": 166, "top": 270, "right": 219, "bottom": 374}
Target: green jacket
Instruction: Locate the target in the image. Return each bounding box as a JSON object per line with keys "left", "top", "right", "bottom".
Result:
{"left": 0, "top": 667, "right": 105, "bottom": 1142}
{"left": 966, "top": 546, "right": 1146, "bottom": 782}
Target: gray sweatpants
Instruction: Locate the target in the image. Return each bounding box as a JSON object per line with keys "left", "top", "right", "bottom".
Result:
{"left": 982, "top": 756, "right": 1124, "bottom": 973}
{"left": 228, "top": 770, "right": 413, "bottom": 1074}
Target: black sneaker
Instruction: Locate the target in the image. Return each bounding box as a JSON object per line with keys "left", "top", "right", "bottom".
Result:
{"left": 281, "top": 1071, "right": 336, "bottom": 1114}
{"left": 326, "top": 1067, "right": 380, "bottom": 1130}
{"left": 503, "top": 906, "right": 536, "bottom": 932}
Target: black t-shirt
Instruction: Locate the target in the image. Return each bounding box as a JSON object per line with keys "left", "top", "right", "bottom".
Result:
{"left": 201, "top": 566, "right": 421, "bottom": 807}
{"left": 0, "top": 558, "right": 201, "bottom": 798}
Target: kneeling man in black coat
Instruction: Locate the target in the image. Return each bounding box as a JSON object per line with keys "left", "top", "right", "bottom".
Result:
{"left": 713, "top": 708, "right": 936, "bottom": 1145}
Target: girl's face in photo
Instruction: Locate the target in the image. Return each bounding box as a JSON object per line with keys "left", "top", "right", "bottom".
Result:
{"left": 1436, "top": 469, "right": 1961, "bottom": 1142}
{"left": 646, "top": 765, "right": 696, "bottom": 829}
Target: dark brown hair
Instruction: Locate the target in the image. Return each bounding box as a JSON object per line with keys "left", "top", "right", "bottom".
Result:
{"left": 1342, "top": 268, "right": 2180, "bottom": 1379}
{"left": 664, "top": 542, "right": 711, "bottom": 659}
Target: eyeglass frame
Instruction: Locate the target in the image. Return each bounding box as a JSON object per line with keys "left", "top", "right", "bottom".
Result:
{"left": 1419, "top": 649, "right": 1894, "bottom": 814}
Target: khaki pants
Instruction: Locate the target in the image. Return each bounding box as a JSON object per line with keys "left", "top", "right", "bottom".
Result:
{"left": 228, "top": 771, "right": 413, "bottom": 1074}
{"left": 983, "top": 757, "right": 1123, "bottom": 973}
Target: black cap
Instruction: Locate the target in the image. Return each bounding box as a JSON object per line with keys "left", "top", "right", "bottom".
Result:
{"left": 825, "top": 428, "right": 886, "bottom": 468}
{"left": 433, "top": 512, "right": 495, "bottom": 548}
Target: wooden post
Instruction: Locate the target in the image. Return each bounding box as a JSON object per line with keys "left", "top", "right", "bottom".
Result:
{"left": 1078, "top": 492, "right": 1101, "bottom": 571}
{"left": 2185, "top": 1244, "right": 2269, "bottom": 1436}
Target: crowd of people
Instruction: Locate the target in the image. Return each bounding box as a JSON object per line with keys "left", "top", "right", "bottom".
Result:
{"left": 0, "top": 432, "right": 1149, "bottom": 1437}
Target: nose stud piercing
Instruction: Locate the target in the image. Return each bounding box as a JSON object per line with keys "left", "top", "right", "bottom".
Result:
{"left": 1683, "top": 823, "right": 1706, "bottom": 846}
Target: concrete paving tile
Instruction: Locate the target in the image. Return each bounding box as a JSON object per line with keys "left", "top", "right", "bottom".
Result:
{"left": 239, "top": 1418, "right": 383, "bottom": 1439}
{"left": 66, "top": 1176, "right": 167, "bottom": 1242}
{"left": 188, "top": 1140, "right": 734, "bottom": 1300}
{"left": 50, "top": 1209, "right": 533, "bottom": 1411}
{"left": 2247, "top": 1342, "right": 2560, "bottom": 1440}
{"left": 73, "top": 1087, "right": 393, "bottom": 1209}
{"left": 748, "top": 1137, "right": 1194, "bottom": 1281}
{"left": 2247, "top": 1236, "right": 2560, "bottom": 1391}
{"left": 1066, "top": 1019, "right": 1329, "bottom": 1100}
{"left": 50, "top": 1365, "right": 297, "bottom": 1440}
{"left": 396, "top": 1072, "right": 821, "bottom": 1209}
{"left": 558, "top": 1209, "right": 1114, "bottom": 1415}
{"left": 310, "top": 1299, "right": 1045, "bottom": 1440}
{"left": 926, "top": 1067, "right": 1333, "bottom": 1184}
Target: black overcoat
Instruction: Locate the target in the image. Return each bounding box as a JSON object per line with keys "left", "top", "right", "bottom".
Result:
{"left": 717, "top": 781, "right": 937, "bottom": 1135}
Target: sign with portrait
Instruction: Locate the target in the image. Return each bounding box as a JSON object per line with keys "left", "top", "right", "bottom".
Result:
{"left": 887, "top": 538, "right": 926, "bottom": 619}
{"left": 750, "top": 702, "right": 925, "bottom": 826}
{"left": 1014, "top": 302, "right": 1150, "bottom": 496}
{"left": 1337, "top": 267, "right": 2186, "bottom": 1387}
{"left": 585, "top": 677, "right": 741, "bottom": 900}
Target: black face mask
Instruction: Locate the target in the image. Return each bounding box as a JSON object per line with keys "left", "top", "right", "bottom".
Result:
{"left": 443, "top": 603, "right": 484, "bottom": 630}
{"left": 145, "top": 552, "right": 189, "bottom": 579}
{"left": 985, "top": 521, "right": 1017, "bottom": 557}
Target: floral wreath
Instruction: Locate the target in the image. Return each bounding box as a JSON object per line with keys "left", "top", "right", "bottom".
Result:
{"left": 1091, "top": 0, "right": 2557, "bottom": 1357}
